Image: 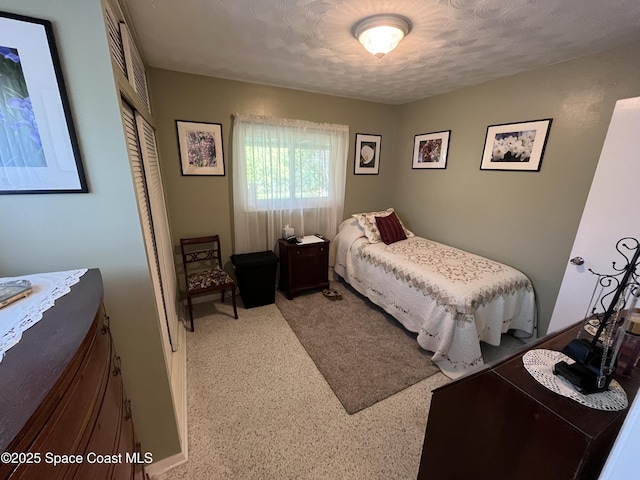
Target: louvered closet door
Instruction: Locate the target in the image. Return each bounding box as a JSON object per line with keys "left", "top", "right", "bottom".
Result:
{"left": 104, "top": 0, "right": 150, "bottom": 112}
{"left": 121, "top": 101, "right": 176, "bottom": 358}
{"left": 135, "top": 112, "right": 180, "bottom": 349}
{"left": 104, "top": 0, "right": 126, "bottom": 76}
{"left": 121, "top": 23, "right": 151, "bottom": 113}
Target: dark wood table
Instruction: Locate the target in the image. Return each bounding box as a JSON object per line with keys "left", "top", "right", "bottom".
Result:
{"left": 418, "top": 322, "right": 640, "bottom": 480}
{"left": 0, "top": 269, "right": 102, "bottom": 453}
{"left": 0, "top": 269, "right": 145, "bottom": 480}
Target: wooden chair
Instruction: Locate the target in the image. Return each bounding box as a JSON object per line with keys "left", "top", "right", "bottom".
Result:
{"left": 180, "top": 235, "right": 238, "bottom": 331}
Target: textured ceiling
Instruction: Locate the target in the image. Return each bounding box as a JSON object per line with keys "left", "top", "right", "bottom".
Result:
{"left": 123, "top": 0, "right": 640, "bottom": 105}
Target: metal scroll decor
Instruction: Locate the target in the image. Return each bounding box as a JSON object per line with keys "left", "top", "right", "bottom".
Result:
{"left": 554, "top": 237, "right": 640, "bottom": 394}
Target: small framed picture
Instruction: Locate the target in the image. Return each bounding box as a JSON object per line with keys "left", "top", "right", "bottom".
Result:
{"left": 412, "top": 130, "right": 451, "bottom": 169}
{"left": 176, "top": 120, "right": 225, "bottom": 176}
{"left": 354, "top": 133, "right": 381, "bottom": 175}
{"left": 480, "top": 119, "right": 552, "bottom": 171}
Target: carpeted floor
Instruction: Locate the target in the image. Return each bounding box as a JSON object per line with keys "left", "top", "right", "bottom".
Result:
{"left": 152, "top": 293, "right": 526, "bottom": 480}
{"left": 275, "top": 280, "right": 440, "bottom": 414}
{"left": 152, "top": 300, "right": 450, "bottom": 480}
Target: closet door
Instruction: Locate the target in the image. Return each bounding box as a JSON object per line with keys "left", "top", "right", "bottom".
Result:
{"left": 103, "top": 0, "right": 126, "bottom": 77}
{"left": 121, "top": 101, "right": 177, "bottom": 360}
{"left": 121, "top": 23, "right": 151, "bottom": 113}
{"left": 136, "top": 112, "right": 179, "bottom": 350}
{"left": 104, "top": 0, "right": 150, "bottom": 112}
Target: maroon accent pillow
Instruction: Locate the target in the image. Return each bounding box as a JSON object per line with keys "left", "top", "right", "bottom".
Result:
{"left": 375, "top": 212, "right": 407, "bottom": 245}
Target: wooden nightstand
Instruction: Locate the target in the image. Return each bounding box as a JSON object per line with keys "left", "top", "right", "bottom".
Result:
{"left": 278, "top": 237, "right": 330, "bottom": 299}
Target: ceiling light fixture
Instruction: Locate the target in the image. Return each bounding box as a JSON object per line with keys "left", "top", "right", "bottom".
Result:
{"left": 352, "top": 14, "right": 412, "bottom": 59}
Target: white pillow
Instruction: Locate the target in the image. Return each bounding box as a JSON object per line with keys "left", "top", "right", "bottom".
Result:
{"left": 351, "top": 208, "right": 414, "bottom": 243}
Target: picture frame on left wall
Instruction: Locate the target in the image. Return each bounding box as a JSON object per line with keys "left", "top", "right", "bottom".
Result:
{"left": 176, "top": 120, "right": 225, "bottom": 176}
{"left": 354, "top": 133, "right": 381, "bottom": 175}
{"left": 0, "top": 12, "right": 87, "bottom": 194}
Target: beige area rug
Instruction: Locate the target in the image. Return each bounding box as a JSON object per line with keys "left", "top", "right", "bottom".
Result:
{"left": 275, "top": 280, "right": 440, "bottom": 414}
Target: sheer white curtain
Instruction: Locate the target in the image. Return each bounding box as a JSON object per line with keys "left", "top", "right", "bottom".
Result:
{"left": 232, "top": 114, "right": 349, "bottom": 254}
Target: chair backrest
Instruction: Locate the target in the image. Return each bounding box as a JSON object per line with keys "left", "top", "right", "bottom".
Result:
{"left": 180, "top": 235, "right": 223, "bottom": 273}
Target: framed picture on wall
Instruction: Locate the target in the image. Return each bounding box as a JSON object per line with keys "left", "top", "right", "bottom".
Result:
{"left": 0, "top": 12, "right": 87, "bottom": 194}
{"left": 354, "top": 133, "right": 381, "bottom": 175}
{"left": 176, "top": 120, "right": 225, "bottom": 176}
{"left": 412, "top": 130, "right": 451, "bottom": 169}
{"left": 480, "top": 119, "right": 552, "bottom": 171}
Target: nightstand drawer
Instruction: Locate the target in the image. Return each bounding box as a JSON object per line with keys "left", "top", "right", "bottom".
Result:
{"left": 292, "top": 244, "right": 328, "bottom": 257}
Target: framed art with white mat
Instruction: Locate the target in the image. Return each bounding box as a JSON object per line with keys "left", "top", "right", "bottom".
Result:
{"left": 354, "top": 133, "right": 381, "bottom": 175}
{"left": 0, "top": 12, "right": 87, "bottom": 194}
{"left": 480, "top": 118, "right": 552, "bottom": 171}
{"left": 412, "top": 130, "right": 450, "bottom": 169}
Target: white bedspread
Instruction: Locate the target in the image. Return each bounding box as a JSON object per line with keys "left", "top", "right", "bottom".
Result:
{"left": 331, "top": 219, "right": 535, "bottom": 378}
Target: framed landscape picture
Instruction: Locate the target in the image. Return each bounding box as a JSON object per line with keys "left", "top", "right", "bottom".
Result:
{"left": 354, "top": 133, "right": 381, "bottom": 175}
{"left": 480, "top": 119, "right": 552, "bottom": 171}
{"left": 412, "top": 130, "right": 451, "bottom": 169}
{"left": 0, "top": 12, "right": 87, "bottom": 194}
{"left": 176, "top": 120, "right": 225, "bottom": 176}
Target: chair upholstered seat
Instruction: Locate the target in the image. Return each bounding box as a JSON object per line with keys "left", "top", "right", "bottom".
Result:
{"left": 187, "top": 268, "right": 234, "bottom": 291}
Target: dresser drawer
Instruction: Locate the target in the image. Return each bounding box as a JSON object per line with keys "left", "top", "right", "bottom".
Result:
{"left": 72, "top": 350, "right": 124, "bottom": 480}
{"left": 112, "top": 403, "right": 137, "bottom": 480}
{"left": 11, "top": 326, "right": 111, "bottom": 480}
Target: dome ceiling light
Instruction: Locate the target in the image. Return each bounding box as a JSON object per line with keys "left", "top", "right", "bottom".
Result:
{"left": 352, "top": 14, "right": 412, "bottom": 59}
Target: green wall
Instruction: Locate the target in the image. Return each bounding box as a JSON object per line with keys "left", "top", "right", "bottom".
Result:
{"left": 0, "top": 0, "right": 180, "bottom": 460}
{"left": 390, "top": 42, "right": 640, "bottom": 335}
{"left": 150, "top": 42, "right": 640, "bottom": 338}
{"left": 148, "top": 69, "right": 399, "bottom": 266}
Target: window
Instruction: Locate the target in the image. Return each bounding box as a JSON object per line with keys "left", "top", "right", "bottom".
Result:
{"left": 233, "top": 114, "right": 348, "bottom": 254}
{"left": 245, "top": 137, "right": 331, "bottom": 209}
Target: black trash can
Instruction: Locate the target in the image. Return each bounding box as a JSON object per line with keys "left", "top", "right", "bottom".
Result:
{"left": 230, "top": 250, "right": 279, "bottom": 308}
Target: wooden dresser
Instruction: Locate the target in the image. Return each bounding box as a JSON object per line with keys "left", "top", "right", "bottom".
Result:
{"left": 278, "top": 238, "right": 330, "bottom": 299}
{"left": 418, "top": 323, "right": 640, "bottom": 480}
{"left": 0, "top": 269, "right": 145, "bottom": 480}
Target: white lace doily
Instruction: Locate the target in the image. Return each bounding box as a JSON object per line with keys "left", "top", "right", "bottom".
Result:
{"left": 0, "top": 269, "right": 88, "bottom": 364}
{"left": 522, "top": 349, "right": 628, "bottom": 411}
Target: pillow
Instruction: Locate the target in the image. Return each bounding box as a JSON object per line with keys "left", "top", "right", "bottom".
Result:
{"left": 351, "top": 208, "right": 414, "bottom": 243}
{"left": 375, "top": 212, "right": 407, "bottom": 245}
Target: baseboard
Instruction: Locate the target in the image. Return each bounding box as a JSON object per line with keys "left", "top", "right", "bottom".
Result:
{"left": 147, "top": 320, "right": 189, "bottom": 477}
{"left": 145, "top": 451, "right": 188, "bottom": 477}
{"left": 172, "top": 321, "right": 189, "bottom": 457}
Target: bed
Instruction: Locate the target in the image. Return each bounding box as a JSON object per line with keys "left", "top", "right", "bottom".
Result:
{"left": 330, "top": 209, "right": 536, "bottom": 379}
